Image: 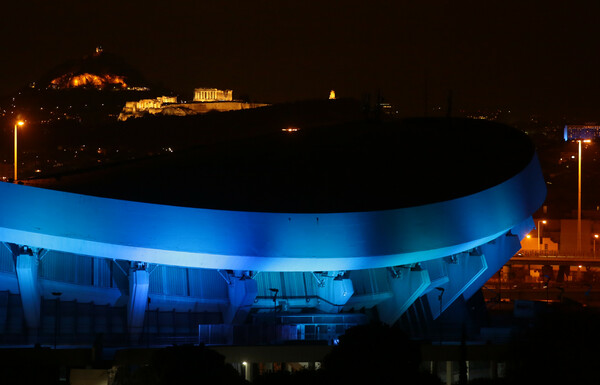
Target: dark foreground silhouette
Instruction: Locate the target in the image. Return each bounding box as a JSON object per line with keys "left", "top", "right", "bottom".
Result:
{"left": 254, "top": 322, "right": 441, "bottom": 385}
{"left": 114, "top": 345, "right": 247, "bottom": 385}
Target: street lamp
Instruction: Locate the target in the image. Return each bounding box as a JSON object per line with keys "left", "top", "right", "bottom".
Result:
{"left": 13, "top": 120, "right": 24, "bottom": 181}
{"left": 578, "top": 139, "right": 591, "bottom": 252}
{"left": 594, "top": 234, "right": 599, "bottom": 257}
{"left": 537, "top": 220, "right": 547, "bottom": 251}
{"left": 242, "top": 362, "right": 248, "bottom": 381}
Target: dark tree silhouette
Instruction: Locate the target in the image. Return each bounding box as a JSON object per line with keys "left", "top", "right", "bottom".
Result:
{"left": 253, "top": 369, "right": 324, "bottom": 385}
{"left": 321, "top": 322, "right": 441, "bottom": 385}
{"left": 114, "top": 345, "right": 247, "bottom": 385}
{"left": 506, "top": 308, "right": 600, "bottom": 385}
{"left": 0, "top": 345, "right": 60, "bottom": 385}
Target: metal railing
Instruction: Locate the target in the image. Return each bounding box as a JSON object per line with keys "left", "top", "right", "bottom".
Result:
{"left": 514, "top": 249, "right": 600, "bottom": 259}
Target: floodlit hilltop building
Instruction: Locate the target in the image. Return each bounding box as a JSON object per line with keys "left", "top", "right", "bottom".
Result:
{"left": 119, "top": 96, "right": 178, "bottom": 119}
{"left": 194, "top": 88, "right": 233, "bottom": 102}
{"left": 118, "top": 88, "right": 268, "bottom": 120}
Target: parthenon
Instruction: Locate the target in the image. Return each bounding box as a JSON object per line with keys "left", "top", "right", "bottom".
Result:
{"left": 194, "top": 88, "right": 233, "bottom": 102}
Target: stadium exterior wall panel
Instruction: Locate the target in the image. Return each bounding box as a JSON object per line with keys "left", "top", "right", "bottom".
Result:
{"left": 0, "top": 154, "right": 545, "bottom": 273}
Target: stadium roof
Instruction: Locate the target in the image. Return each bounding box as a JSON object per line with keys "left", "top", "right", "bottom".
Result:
{"left": 25, "top": 117, "right": 535, "bottom": 213}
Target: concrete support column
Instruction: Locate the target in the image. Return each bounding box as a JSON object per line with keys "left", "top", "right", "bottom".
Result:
{"left": 128, "top": 264, "right": 149, "bottom": 337}
{"left": 446, "top": 361, "right": 453, "bottom": 385}
{"left": 423, "top": 251, "right": 487, "bottom": 319}
{"left": 314, "top": 273, "right": 354, "bottom": 313}
{"left": 224, "top": 274, "right": 258, "bottom": 324}
{"left": 462, "top": 227, "right": 526, "bottom": 301}
{"left": 15, "top": 248, "right": 40, "bottom": 330}
{"left": 377, "top": 267, "right": 431, "bottom": 325}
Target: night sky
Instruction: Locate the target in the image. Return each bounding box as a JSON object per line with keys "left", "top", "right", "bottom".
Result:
{"left": 3, "top": 1, "right": 600, "bottom": 120}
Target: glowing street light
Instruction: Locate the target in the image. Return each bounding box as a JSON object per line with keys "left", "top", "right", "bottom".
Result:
{"left": 14, "top": 120, "right": 24, "bottom": 181}
{"left": 242, "top": 362, "right": 249, "bottom": 381}
{"left": 594, "top": 234, "right": 599, "bottom": 257}
{"left": 537, "top": 219, "right": 547, "bottom": 251}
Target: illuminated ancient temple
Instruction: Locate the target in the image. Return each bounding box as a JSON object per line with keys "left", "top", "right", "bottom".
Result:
{"left": 194, "top": 88, "right": 233, "bottom": 102}
{"left": 119, "top": 89, "right": 268, "bottom": 120}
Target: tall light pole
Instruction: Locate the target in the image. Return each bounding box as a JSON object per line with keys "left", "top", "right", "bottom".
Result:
{"left": 578, "top": 140, "right": 582, "bottom": 252}
{"left": 537, "top": 219, "right": 547, "bottom": 251}
{"left": 594, "top": 234, "right": 599, "bottom": 257}
{"left": 578, "top": 140, "right": 590, "bottom": 252}
{"left": 13, "top": 121, "right": 24, "bottom": 181}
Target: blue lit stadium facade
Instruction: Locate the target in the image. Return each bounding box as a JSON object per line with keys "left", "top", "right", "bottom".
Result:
{"left": 0, "top": 117, "right": 546, "bottom": 347}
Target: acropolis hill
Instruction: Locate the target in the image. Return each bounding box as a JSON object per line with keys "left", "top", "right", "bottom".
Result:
{"left": 118, "top": 88, "right": 269, "bottom": 121}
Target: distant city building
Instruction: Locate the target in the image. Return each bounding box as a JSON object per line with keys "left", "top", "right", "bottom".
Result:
{"left": 519, "top": 216, "right": 600, "bottom": 254}
{"left": 194, "top": 88, "right": 233, "bottom": 102}
{"left": 520, "top": 233, "right": 559, "bottom": 252}
{"left": 564, "top": 124, "right": 600, "bottom": 141}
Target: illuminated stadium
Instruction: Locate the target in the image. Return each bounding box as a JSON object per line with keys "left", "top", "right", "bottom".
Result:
{"left": 0, "top": 117, "right": 545, "bottom": 347}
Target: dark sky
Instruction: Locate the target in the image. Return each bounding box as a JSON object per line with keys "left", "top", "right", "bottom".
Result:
{"left": 3, "top": 0, "right": 600, "bottom": 120}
